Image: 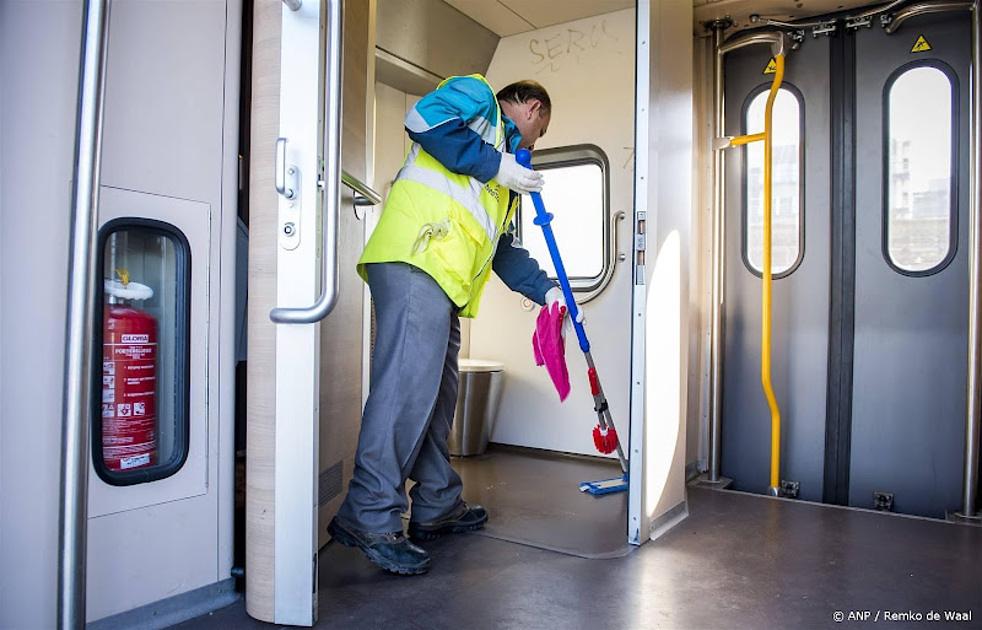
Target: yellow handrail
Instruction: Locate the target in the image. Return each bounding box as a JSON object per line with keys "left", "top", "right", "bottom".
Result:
{"left": 762, "top": 54, "right": 785, "bottom": 493}
{"left": 729, "top": 132, "right": 765, "bottom": 147}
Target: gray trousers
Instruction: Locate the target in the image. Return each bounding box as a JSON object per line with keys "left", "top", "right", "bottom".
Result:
{"left": 336, "top": 262, "right": 464, "bottom": 533}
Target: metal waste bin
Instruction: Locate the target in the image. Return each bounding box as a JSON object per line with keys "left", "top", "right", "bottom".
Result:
{"left": 449, "top": 359, "right": 505, "bottom": 456}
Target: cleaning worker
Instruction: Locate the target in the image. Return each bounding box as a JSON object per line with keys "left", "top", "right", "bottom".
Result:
{"left": 328, "top": 76, "right": 572, "bottom": 575}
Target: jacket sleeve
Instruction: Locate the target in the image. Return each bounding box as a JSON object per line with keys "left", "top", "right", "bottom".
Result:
{"left": 405, "top": 76, "right": 503, "bottom": 183}
{"left": 491, "top": 230, "right": 557, "bottom": 305}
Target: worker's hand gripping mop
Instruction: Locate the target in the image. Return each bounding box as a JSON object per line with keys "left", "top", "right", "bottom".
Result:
{"left": 517, "top": 149, "right": 628, "bottom": 496}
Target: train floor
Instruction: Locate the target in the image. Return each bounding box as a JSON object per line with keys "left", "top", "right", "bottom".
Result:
{"left": 177, "top": 450, "right": 982, "bottom": 629}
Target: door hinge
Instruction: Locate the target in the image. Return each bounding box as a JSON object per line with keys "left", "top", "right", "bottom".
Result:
{"left": 634, "top": 211, "right": 646, "bottom": 285}
{"left": 811, "top": 20, "right": 837, "bottom": 38}
{"left": 845, "top": 15, "right": 873, "bottom": 31}
{"left": 873, "top": 491, "right": 895, "bottom": 512}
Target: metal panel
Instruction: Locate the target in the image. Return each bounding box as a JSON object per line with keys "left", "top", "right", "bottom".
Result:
{"left": 376, "top": 0, "right": 498, "bottom": 79}
{"left": 271, "top": 0, "right": 322, "bottom": 623}
{"left": 721, "top": 34, "right": 831, "bottom": 501}
{"left": 87, "top": 188, "right": 211, "bottom": 518}
{"left": 633, "top": 0, "right": 692, "bottom": 544}
{"left": 1, "top": 4, "right": 83, "bottom": 629}
{"left": 851, "top": 13, "right": 971, "bottom": 518}
{"left": 99, "top": 0, "right": 229, "bottom": 206}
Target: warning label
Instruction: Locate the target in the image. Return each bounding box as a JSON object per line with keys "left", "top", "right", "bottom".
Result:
{"left": 911, "top": 35, "right": 932, "bottom": 53}
{"left": 763, "top": 58, "right": 778, "bottom": 75}
{"left": 120, "top": 453, "right": 151, "bottom": 470}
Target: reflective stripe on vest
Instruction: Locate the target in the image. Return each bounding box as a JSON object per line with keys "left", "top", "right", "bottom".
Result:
{"left": 394, "top": 144, "right": 499, "bottom": 243}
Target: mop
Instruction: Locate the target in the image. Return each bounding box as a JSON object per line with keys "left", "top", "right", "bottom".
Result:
{"left": 516, "top": 149, "right": 629, "bottom": 496}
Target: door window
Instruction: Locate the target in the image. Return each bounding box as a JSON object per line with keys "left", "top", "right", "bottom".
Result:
{"left": 884, "top": 63, "right": 957, "bottom": 275}
{"left": 93, "top": 219, "right": 191, "bottom": 485}
{"left": 519, "top": 145, "right": 609, "bottom": 290}
{"left": 744, "top": 86, "right": 804, "bottom": 277}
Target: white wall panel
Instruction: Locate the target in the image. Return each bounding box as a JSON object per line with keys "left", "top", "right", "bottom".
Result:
{"left": 474, "top": 8, "right": 636, "bottom": 457}
{"left": 0, "top": 0, "right": 240, "bottom": 625}
{"left": 0, "top": 3, "right": 82, "bottom": 628}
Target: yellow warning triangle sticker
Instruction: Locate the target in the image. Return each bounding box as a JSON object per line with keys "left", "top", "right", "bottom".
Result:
{"left": 763, "top": 58, "right": 778, "bottom": 74}
{"left": 911, "top": 35, "right": 932, "bottom": 53}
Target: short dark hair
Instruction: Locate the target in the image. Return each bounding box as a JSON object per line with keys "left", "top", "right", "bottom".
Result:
{"left": 496, "top": 80, "right": 552, "bottom": 115}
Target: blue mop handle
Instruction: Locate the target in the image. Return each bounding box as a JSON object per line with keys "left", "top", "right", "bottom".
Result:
{"left": 516, "top": 148, "right": 590, "bottom": 354}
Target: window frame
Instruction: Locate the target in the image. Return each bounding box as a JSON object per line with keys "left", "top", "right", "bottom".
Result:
{"left": 740, "top": 82, "right": 807, "bottom": 280}
{"left": 881, "top": 59, "right": 960, "bottom": 277}
{"left": 516, "top": 143, "right": 611, "bottom": 293}
{"left": 91, "top": 217, "right": 192, "bottom": 486}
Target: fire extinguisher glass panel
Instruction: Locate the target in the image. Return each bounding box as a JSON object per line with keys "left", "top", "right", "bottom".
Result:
{"left": 95, "top": 221, "right": 190, "bottom": 485}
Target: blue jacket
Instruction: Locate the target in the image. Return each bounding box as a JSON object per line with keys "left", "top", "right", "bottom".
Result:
{"left": 404, "top": 76, "right": 555, "bottom": 305}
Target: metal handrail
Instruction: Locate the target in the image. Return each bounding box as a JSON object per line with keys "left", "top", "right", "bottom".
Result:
{"left": 270, "top": 0, "right": 344, "bottom": 324}
{"left": 963, "top": 0, "right": 982, "bottom": 522}
{"left": 718, "top": 30, "right": 790, "bottom": 58}
{"left": 59, "top": 1, "right": 110, "bottom": 627}
{"left": 848, "top": 0, "right": 908, "bottom": 21}
{"left": 884, "top": 0, "right": 973, "bottom": 33}
{"left": 342, "top": 170, "right": 382, "bottom": 206}
{"left": 705, "top": 28, "right": 792, "bottom": 486}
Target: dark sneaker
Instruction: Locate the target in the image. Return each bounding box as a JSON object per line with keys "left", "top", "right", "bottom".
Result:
{"left": 408, "top": 503, "right": 489, "bottom": 541}
{"left": 327, "top": 516, "right": 431, "bottom": 575}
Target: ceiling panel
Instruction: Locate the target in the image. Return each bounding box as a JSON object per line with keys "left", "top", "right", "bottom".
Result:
{"left": 444, "top": 0, "right": 534, "bottom": 37}
{"left": 499, "top": 0, "right": 635, "bottom": 30}
{"left": 444, "top": 0, "right": 636, "bottom": 36}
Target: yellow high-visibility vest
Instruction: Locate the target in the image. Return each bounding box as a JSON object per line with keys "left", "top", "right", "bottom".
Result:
{"left": 358, "top": 74, "right": 518, "bottom": 318}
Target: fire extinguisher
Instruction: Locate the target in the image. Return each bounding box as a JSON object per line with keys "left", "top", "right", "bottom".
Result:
{"left": 102, "top": 269, "right": 158, "bottom": 472}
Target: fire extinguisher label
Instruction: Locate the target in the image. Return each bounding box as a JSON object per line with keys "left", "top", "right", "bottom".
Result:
{"left": 119, "top": 453, "right": 152, "bottom": 470}
{"left": 103, "top": 304, "right": 159, "bottom": 472}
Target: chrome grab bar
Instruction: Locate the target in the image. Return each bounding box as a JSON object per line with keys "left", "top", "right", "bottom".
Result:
{"left": 275, "top": 137, "right": 296, "bottom": 200}
{"left": 341, "top": 170, "right": 382, "bottom": 206}
{"left": 270, "top": 0, "right": 343, "bottom": 324}
{"left": 282, "top": 0, "right": 301, "bottom": 11}
{"left": 718, "top": 30, "right": 790, "bottom": 58}
{"left": 884, "top": 0, "right": 973, "bottom": 33}
{"left": 60, "top": 0, "right": 110, "bottom": 626}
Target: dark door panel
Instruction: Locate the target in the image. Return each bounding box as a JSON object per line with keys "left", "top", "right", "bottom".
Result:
{"left": 721, "top": 35, "right": 832, "bottom": 501}
{"left": 851, "top": 14, "right": 970, "bottom": 518}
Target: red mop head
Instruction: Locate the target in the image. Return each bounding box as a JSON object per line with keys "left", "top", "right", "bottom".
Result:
{"left": 593, "top": 424, "right": 618, "bottom": 454}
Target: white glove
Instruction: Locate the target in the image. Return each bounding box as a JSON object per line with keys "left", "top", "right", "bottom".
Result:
{"left": 496, "top": 152, "right": 544, "bottom": 194}
{"left": 545, "top": 287, "right": 584, "bottom": 340}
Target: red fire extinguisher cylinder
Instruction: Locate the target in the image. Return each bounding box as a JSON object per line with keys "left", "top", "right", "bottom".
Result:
{"left": 102, "top": 302, "right": 158, "bottom": 471}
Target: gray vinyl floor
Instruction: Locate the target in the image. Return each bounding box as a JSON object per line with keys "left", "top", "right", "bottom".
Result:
{"left": 453, "top": 445, "right": 630, "bottom": 558}
{"left": 176, "top": 448, "right": 982, "bottom": 630}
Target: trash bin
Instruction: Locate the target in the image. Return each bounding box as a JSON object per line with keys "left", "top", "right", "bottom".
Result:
{"left": 449, "top": 359, "right": 505, "bottom": 456}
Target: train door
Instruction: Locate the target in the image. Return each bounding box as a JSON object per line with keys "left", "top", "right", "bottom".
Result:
{"left": 720, "top": 10, "right": 971, "bottom": 519}
{"left": 721, "top": 30, "right": 832, "bottom": 504}
{"left": 245, "top": 0, "right": 372, "bottom": 624}
{"left": 851, "top": 14, "right": 970, "bottom": 518}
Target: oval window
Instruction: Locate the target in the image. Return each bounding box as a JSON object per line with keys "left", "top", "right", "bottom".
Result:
{"left": 744, "top": 87, "right": 803, "bottom": 276}
{"left": 885, "top": 65, "right": 955, "bottom": 274}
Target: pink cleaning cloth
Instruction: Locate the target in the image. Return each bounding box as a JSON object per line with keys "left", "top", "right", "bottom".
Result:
{"left": 532, "top": 302, "right": 571, "bottom": 401}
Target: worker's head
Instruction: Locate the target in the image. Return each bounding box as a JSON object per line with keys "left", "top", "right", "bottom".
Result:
{"left": 496, "top": 80, "right": 551, "bottom": 150}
